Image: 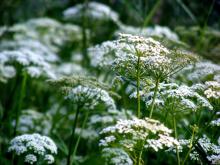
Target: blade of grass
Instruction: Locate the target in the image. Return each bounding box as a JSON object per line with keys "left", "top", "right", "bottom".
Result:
{"left": 197, "top": 0, "right": 215, "bottom": 49}
{"left": 176, "top": 0, "right": 197, "bottom": 23}
{"left": 142, "top": 0, "right": 163, "bottom": 28}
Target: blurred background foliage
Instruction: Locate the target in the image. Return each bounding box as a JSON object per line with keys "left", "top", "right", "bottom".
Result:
{"left": 1, "top": 0, "right": 220, "bottom": 28}
{"left": 1, "top": 0, "right": 219, "bottom": 63}
{"left": 0, "top": 1, "right": 220, "bottom": 164}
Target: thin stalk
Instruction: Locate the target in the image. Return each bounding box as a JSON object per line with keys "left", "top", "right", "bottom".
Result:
{"left": 175, "top": 0, "right": 197, "bottom": 23}
{"left": 181, "top": 127, "right": 196, "bottom": 165}
{"left": 137, "top": 150, "right": 142, "bottom": 165}
{"left": 67, "top": 105, "right": 81, "bottom": 165}
{"left": 173, "top": 115, "right": 180, "bottom": 165}
{"left": 142, "top": 0, "right": 162, "bottom": 29}
{"left": 82, "top": 0, "right": 89, "bottom": 67}
{"left": 13, "top": 72, "right": 27, "bottom": 136}
{"left": 149, "top": 78, "right": 160, "bottom": 118}
{"left": 137, "top": 140, "right": 145, "bottom": 165}
{"left": 196, "top": 0, "right": 215, "bottom": 49}
{"left": 136, "top": 54, "right": 141, "bottom": 118}
{"left": 71, "top": 111, "right": 89, "bottom": 164}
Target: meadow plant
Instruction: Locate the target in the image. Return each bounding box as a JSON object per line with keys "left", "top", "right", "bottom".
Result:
{"left": 0, "top": 2, "right": 220, "bottom": 165}
{"left": 99, "top": 117, "right": 179, "bottom": 165}
{"left": 49, "top": 76, "right": 118, "bottom": 165}
{"left": 109, "top": 33, "right": 197, "bottom": 118}
{"left": 8, "top": 133, "right": 57, "bottom": 164}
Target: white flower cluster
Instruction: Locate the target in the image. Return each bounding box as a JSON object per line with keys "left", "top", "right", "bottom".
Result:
{"left": 89, "top": 109, "right": 133, "bottom": 125}
{"left": 102, "top": 147, "right": 133, "bottom": 165}
{"left": 8, "top": 133, "right": 57, "bottom": 164}
{"left": 208, "top": 154, "right": 220, "bottom": 164}
{"left": 75, "top": 128, "right": 98, "bottom": 141}
{"left": 116, "top": 24, "right": 179, "bottom": 41}
{"left": 136, "top": 82, "right": 213, "bottom": 111}
{"left": 24, "top": 154, "right": 37, "bottom": 164}
{"left": 0, "top": 64, "right": 16, "bottom": 83}
{"left": 63, "top": 2, "right": 119, "bottom": 23}
{"left": 88, "top": 40, "right": 117, "bottom": 69}
{"left": 0, "top": 39, "right": 59, "bottom": 63}
{"left": 192, "top": 136, "right": 220, "bottom": 163}
{"left": 177, "top": 135, "right": 220, "bottom": 163}
{"left": 0, "top": 48, "right": 56, "bottom": 79}
{"left": 65, "top": 85, "right": 116, "bottom": 111}
{"left": 176, "top": 61, "right": 220, "bottom": 83}
{"left": 99, "top": 117, "right": 179, "bottom": 154}
{"left": 211, "top": 118, "right": 220, "bottom": 127}
{"left": 17, "top": 109, "right": 52, "bottom": 135}
{"left": 211, "top": 112, "right": 220, "bottom": 127}
{"left": 88, "top": 34, "right": 196, "bottom": 79}
{"left": 75, "top": 109, "right": 134, "bottom": 142}
{"left": 204, "top": 81, "right": 220, "bottom": 99}
{"left": 118, "top": 33, "right": 170, "bottom": 55}
{"left": 54, "top": 62, "right": 87, "bottom": 77}
{"left": 5, "top": 18, "right": 82, "bottom": 52}
{"left": 214, "top": 74, "right": 220, "bottom": 82}
{"left": 111, "top": 33, "right": 196, "bottom": 80}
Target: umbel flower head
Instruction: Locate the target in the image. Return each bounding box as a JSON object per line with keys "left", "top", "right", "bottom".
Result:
{"left": 115, "top": 24, "right": 179, "bottom": 41}
{"left": 74, "top": 109, "right": 134, "bottom": 143}
{"left": 63, "top": 2, "right": 119, "bottom": 24}
{"left": 101, "top": 147, "right": 133, "bottom": 165}
{"left": 0, "top": 48, "right": 56, "bottom": 79}
{"left": 134, "top": 82, "right": 213, "bottom": 112}
{"left": 99, "top": 117, "right": 179, "bottom": 163}
{"left": 88, "top": 40, "right": 118, "bottom": 69}
{"left": 204, "top": 81, "right": 220, "bottom": 99}
{"left": 8, "top": 133, "right": 57, "bottom": 164}
{"left": 176, "top": 135, "right": 220, "bottom": 164}
{"left": 48, "top": 76, "right": 118, "bottom": 111}
{"left": 2, "top": 17, "right": 82, "bottom": 53}
{"left": 111, "top": 33, "right": 198, "bottom": 81}
{"left": 175, "top": 61, "right": 220, "bottom": 83}
{"left": 16, "top": 109, "right": 52, "bottom": 135}
{"left": 65, "top": 85, "right": 117, "bottom": 111}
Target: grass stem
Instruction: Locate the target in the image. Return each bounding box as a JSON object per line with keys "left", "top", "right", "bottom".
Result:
{"left": 173, "top": 115, "right": 181, "bottom": 165}
{"left": 72, "top": 111, "right": 89, "bottom": 164}
{"left": 136, "top": 55, "right": 141, "bottom": 118}
{"left": 149, "top": 78, "right": 159, "bottom": 118}
{"left": 13, "top": 72, "right": 27, "bottom": 136}
{"left": 67, "top": 105, "right": 81, "bottom": 165}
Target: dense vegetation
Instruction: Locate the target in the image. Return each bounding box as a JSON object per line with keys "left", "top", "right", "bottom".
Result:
{"left": 0, "top": 0, "right": 220, "bottom": 164}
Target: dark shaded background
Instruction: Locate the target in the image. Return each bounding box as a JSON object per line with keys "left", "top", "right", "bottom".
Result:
{"left": 0, "top": 0, "right": 220, "bottom": 28}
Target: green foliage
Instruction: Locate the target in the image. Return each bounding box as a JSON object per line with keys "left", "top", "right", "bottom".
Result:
{"left": 0, "top": 1, "right": 220, "bottom": 165}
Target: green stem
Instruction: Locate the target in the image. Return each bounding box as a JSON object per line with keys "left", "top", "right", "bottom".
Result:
{"left": 136, "top": 55, "right": 141, "bottom": 118}
{"left": 181, "top": 127, "right": 196, "bottom": 165}
{"left": 196, "top": 0, "right": 215, "bottom": 49}
{"left": 137, "top": 141, "right": 145, "bottom": 165}
{"left": 82, "top": 0, "right": 89, "bottom": 67}
{"left": 142, "top": 0, "right": 162, "bottom": 29}
{"left": 149, "top": 78, "right": 160, "bottom": 118}
{"left": 67, "top": 105, "right": 81, "bottom": 165}
{"left": 13, "top": 72, "right": 27, "bottom": 136}
{"left": 173, "top": 115, "right": 180, "bottom": 165}
{"left": 71, "top": 111, "right": 89, "bottom": 164}
{"left": 175, "top": 0, "right": 197, "bottom": 23}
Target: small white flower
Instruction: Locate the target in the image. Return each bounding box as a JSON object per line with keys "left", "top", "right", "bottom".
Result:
{"left": 102, "top": 148, "right": 133, "bottom": 165}
{"left": 204, "top": 81, "right": 220, "bottom": 99}
{"left": 65, "top": 85, "right": 116, "bottom": 111}
{"left": 100, "top": 117, "right": 179, "bottom": 160}
{"left": 24, "top": 154, "right": 37, "bottom": 164}
{"left": 8, "top": 133, "right": 57, "bottom": 164}
{"left": 63, "top": 2, "right": 119, "bottom": 23}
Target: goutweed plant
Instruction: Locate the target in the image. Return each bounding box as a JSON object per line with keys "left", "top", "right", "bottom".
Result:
{"left": 0, "top": 2, "right": 220, "bottom": 165}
